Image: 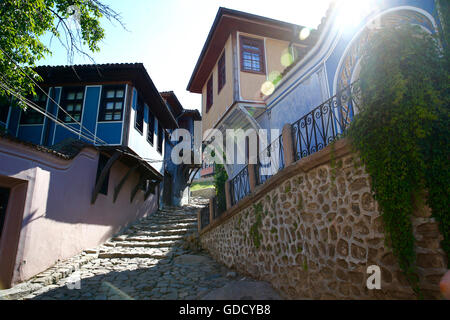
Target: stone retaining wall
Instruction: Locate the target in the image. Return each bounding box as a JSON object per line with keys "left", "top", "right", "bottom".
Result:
{"left": 199, "top": 140, "right": 447, "bottom": 299}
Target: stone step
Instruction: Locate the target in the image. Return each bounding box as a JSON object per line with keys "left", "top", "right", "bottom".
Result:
{"left": 111, "top": 234, "right": 185, "bottom": 243}
{"left": 145, "top": 216, "right": 198, "bottom": 223}
{"left": 151, "top": 211, "right": 198, "bottom": 217}
{"left": 97, "top": 248, "right": 173, "bottom": 259}
{"left": 129, "top": 222, "right": 197, "bottom": 230}
{"left": 104, "top": 240, "right": 180, "bottom": 248}
{"left": 130, "top": 228, "right": 195, "bottom": 237}
{"left": 129, "top": 223, "right": 197, "bottom": 232}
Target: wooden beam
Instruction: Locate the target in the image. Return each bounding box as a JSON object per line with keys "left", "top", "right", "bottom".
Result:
{"left": 130, "top": 176, "right": 145, "bottom": 203}
{"left": 188, "top": 167, "right": 201, "bottom": 186}
{"left": 113, "top": 165, "right": 139, "bottom": 203}
{"left": 91, "top": 151, "right": 121, "bottom": 204}
{"left": 144, "top": 180, "right": 159, "bottom": 201}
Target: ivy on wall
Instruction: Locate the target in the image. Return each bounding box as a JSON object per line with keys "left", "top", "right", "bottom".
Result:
{"left": 213, "top": 164, "right": 228, "bottom": 214}
{"left": 347, "top": 22, "right": 449, "bottom": 296}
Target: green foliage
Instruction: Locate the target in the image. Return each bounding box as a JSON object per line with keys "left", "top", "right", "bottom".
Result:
{"left": 213, "top": 164, "right": 228, "bottom": 214}
{"left": 0, "top": 0, "right": 121, "bottom": 101}
{"left": 348, "top": 24, "right": 449, "bottom": 295}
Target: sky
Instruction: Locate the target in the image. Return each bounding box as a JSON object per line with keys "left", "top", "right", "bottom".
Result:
{"left": 37, "top": 0, "right": 333, "bottom": 111}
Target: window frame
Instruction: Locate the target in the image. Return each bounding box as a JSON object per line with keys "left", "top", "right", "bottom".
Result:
{"left": 134, "top": 94, "right": 144, "bottom": 135}
{"left": 58, "top": 86, "right": 85, "bottom": 124}
{"left": 239, "top": 36, "right": 266, "bottom": 75}
{"left": 20, "top": 91, "right": 47, "bottom": 125}
{"left": 206, "top": 76, "right": 213, "bottom": 113}
{"left": 157, "top": 121, "right": 163, "bottom": 154}
{"left": 217, "top": 52, "right": 226, "bottom": 93}
{"left": 147, "top": 106, "right": 155, "bottom": 145}
{"left": 98, "top": 85, "right": 126, "bottom": 122}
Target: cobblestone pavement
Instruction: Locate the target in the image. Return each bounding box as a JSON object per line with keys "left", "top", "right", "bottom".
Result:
{"left": 1, "top": 201, "right": 256, "bottom": 300}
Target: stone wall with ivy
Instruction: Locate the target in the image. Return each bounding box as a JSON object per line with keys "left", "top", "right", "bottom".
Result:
{"left": 199, "top": 142, "right": 447, "bottom": 299}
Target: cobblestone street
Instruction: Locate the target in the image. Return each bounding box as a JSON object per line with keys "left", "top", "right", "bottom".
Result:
{"left": 0, "top": 201, "right": 280, "bottom": 300}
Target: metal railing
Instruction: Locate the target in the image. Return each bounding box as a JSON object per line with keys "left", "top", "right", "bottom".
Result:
{"left": 292, "top": 83, "right": 360, "bottom": 161}
{"left": 221, "top": 82, "right": 360, "bottom": 210}
{"left": 257, "top": 134, "right": 285, "bottom": 185}
{"left": 230, "top": 165, "right": 251, "bottom": 206}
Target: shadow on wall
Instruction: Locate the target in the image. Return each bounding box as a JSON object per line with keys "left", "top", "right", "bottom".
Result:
{"left": 39, "top": 160, "right": 159, "bottom": 227}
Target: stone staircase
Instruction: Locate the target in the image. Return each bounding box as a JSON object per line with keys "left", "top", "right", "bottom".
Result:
{"left": 96, "top": 207, "right": 198, "bottom": 260}
{"left": 0, "top": 206, "right": 200, "bottom": 300}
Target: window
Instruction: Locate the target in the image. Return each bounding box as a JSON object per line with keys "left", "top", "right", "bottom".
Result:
{"left": 240, "top": 36, "right": 265, "bottom": 74}
{"left": 147, "top": 106, "right": 155, "bottom": 145}
{"left": 157, "top": 121, "right": 163, "bottom": 154}
{"left": 0, "top": 187, "right": 10, "bottom": 239}
{"left": 99, "top": 85, "right": 125, "bottom": 121}
{"left": 135, "top": 95, "right": 144, "bottom": 134}
{"left": 218, "top": 52, "right": 226, "bottom": 93}
{"left": 20, "top": 91, "right": 47, "bottom": 125}
{"left": 59, "top": 87, "right": 84, "bottom": 123}
{"left": 206, "top": 76, "right": 213, "bottom": 113}
{"left": 95, "top": 154, "right": 110, "bottom": 195}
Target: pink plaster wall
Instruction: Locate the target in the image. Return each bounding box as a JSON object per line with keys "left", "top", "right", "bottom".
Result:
{"left": 0, "top": 138, "right": 159, "bottom": 287}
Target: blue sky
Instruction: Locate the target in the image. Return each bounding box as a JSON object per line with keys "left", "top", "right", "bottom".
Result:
{"left": 37, "top": 0, "right": 332, "bottom": 111}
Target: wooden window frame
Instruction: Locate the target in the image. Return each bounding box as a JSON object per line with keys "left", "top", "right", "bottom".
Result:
{"left": 240, "top": 36, "right": 266, "bottom": 75}
{"left": 59, "top": 86, "right": 85, "bottom": 123}
{"left": 206, "top": 76, "right": 213, "bottom": 113}
{"left": 134, "top": 94, "right": 144, "bottom": 135}
{"left": 217, "top": 52, "right": 226, "bottom": 93}
{"left": 98, "top": 85, "right": 126, "bottom": 122}
{"left": 147, "top": 106, "right": 155, "bottom": 145}
{"left": 20, "top": 92, "right": 47, "bottom": 125}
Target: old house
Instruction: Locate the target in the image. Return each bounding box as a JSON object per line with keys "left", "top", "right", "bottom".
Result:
{"left": 160, "top": 91, "right": 201, "bottom": 207}
{"left": 0, "top": 63, "right": 179, "bottom": 288}
{"left": 191, "top": 1, "right": 447, "bottom": 299}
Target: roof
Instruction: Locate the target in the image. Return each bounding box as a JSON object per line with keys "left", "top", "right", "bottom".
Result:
{"left": 276, "top": 1, "right": 337, "bottom": 79}
{"left": 187, "top": 7, "right": 318, "bottom": 93}
{"left": 0, "top": 133, "right": 95, "bottom": 160}
{"left": 160, "top": 91, "right": 184, "bottom": 117}
{"left": 35, "top": 63, "right": 178, "bottom": 129}
{"left": 180, "top": 108, "right": 202, "bottom": 121}
{"left": 0, "top": 134, "right": 163, "bottom": 180}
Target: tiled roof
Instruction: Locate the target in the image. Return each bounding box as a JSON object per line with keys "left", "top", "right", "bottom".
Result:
{"left": 0, "top": 134, "right": 94, "bottom": 160}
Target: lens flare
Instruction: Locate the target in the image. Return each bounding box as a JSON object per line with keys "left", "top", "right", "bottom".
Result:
{"left": 261, "top": 81, "right": 275, "bottom": 96}
{"left": 268, "top": 71, "right": 282, "bottom": 85}
{"left": 299, "top": 27, "right": 311, "bottom": 41}
{"left": 281, "top": 49, "right": 294, "bottom": 67}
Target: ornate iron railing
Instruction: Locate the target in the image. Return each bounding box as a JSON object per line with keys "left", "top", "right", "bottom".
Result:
{"left": 292, "top": 83, "right": 360, "bottom": 161}
{"left": 200, "top": 204, "right": 210, "bottom": 230}
{"left": 257, "top": 134, "right": 285, "bottom": 185}
{"left": 230, "top": 165, "right": 251, "bottom": 206}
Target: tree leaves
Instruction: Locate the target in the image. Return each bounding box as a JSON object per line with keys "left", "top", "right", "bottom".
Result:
{"left": 0, "top": 0, "right": 123, "bottom": 104}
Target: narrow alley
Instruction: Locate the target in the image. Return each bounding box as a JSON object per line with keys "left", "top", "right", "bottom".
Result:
{"left": 0, "top": 200, "right": 280, "bottom": 300}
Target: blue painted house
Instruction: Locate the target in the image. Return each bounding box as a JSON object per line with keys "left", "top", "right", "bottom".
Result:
{"left": 0, "top": 63, "right": 185, "bottom": 287}
{"left": 160, "top": 91, "right": 201, "bottom": 207}
{"left": 1, "top": 63, "right": 178, "bottom": 178}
